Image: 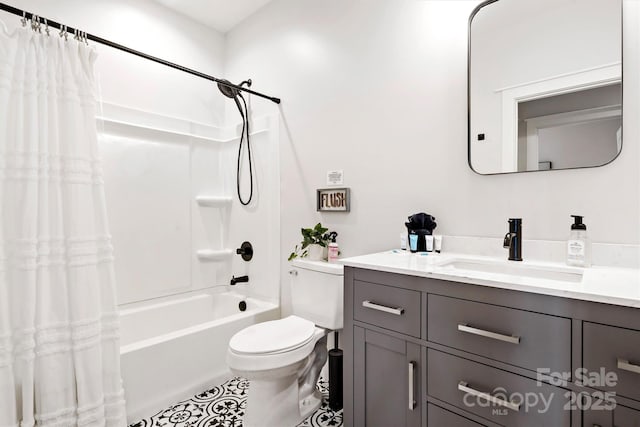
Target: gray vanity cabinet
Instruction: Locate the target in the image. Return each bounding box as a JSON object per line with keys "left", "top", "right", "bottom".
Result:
{"left": 614, "top": 406, "right": 640, "bottom": 427}
{"left": 353, "top": 281, "right": 421, "bottom": 338}
{"left": 427, "top": 403, "right": 487, "bottom": 426}
{"left": 343, "top": 266, "right": 640, "bottom": 427}
{"left": 583, "top": 322, "right": 640, "bottom": 402}
{"left": 428, "top": 294, "right": 571, "bottom": 373}
{"left": 428, "top": 348, "right": 569, "bottom": 426}
{"left": 353, "top": 327, "right": 421, "bottom": 427}
{"left": 583, "top": 405, "right": 640, "bottom": 427}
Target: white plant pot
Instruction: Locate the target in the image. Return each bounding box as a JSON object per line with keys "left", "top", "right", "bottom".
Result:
{"left": 307, "top": 244, "right": 326, "bottom": 261}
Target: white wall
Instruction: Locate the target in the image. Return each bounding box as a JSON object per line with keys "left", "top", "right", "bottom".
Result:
{"left": 537, "top": 118, "right": 622, "bottom": 169}
{"left": 2, "top": 0, "right": 226, "bottom": 123}
{"left": 224, "top": 0, "right": 640, "bottom": 313}
{"left": 2, "top": 0, "right": 282, "bottom": 306}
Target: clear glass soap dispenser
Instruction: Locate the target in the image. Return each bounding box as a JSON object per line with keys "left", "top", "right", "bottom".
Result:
{"left": 567, "top": 215, "right": 591, "bottom": 267}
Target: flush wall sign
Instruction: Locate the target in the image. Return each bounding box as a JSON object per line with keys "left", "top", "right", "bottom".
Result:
{"left": 317, "top": 188, "right": 350, "bottom": 212}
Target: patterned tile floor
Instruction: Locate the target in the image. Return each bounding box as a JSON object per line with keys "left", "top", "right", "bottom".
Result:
{"left": 130, "top": 377, "right": 343, "bottom": 427}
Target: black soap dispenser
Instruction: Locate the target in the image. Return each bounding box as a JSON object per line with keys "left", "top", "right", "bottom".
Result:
{"left": 567, "top": 215, "right": 591, "bottom": 267}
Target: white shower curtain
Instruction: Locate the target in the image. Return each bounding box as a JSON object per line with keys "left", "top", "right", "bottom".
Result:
{"left": 0, "top": 23, "right": 126, "bottom": 427}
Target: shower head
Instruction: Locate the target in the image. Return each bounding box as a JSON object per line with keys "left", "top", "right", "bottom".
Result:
{"left": 217, "top": 79, "right": 255, "bottom": 206}
{"left": 216, "top": 79, "right": 252, "bottom": 99}
{"left": 217, "top": 79, "right": 240, "bottom": 99}
{"left": 217, "top": 79, "right": 245, "bottom": 119}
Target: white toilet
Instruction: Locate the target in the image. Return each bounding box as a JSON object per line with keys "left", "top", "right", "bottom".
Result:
{"left": 226, "top": 259, "right": 343, "bottom": 427}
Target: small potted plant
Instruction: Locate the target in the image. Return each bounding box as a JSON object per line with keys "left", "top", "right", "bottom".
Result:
{"left": 288, "top": 223, "right": 337, "bottom": 261}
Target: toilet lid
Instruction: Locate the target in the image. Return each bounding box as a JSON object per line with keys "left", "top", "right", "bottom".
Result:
{"left": 229, "top": 316, "right": 316, "bottom": 355}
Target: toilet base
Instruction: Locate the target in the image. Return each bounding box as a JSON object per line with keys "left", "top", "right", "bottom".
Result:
{"left": 299, "top": 388, "right": 323, "bottom": 420}
{"left": 231, "top": 332, "right": 328, "bottom": 427}
{"left": 242, "top": 372, "right": 322, "bottom": 427}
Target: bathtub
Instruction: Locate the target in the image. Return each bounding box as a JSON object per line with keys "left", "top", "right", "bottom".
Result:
{"left": 119, "top": 291, "right": 279, "bottom": 423}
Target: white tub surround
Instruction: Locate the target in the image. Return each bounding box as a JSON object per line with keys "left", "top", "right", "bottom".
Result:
{"left": 196, "top": 196, "right": 234, "bottom": 207}
{"left": 341, "top": 250, "right": 640, "bottom": 308}
{"left": 97, "top": 103, "right": 281, "bottom": 306}
{"left": 196, "top": 249, "right": 234, "bottom": 261}
{"left": 119, "top": 291, "right": 279, "bottom": 423}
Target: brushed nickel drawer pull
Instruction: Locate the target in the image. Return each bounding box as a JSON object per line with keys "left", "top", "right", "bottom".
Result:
{"left": 362, "top": 300, "right": 404, "bottom": 316}
{"left": 408, "top": 361, "right": 416, "bottom": 410}
{"left": 617, "top": 358, "right": 640, "bottom": 375}
{"left": 458, "top": 381, "right": 520, "bottom": 412}
{"left": 458, "top": 323, "right": 520, "bottom": 345}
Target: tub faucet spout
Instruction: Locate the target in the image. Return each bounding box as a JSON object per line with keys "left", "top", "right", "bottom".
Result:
{"left": 504, "top": 218, "right": 523, "bottom": 261}
{"left": 230, "top": 275, "right": 249, "bottom": 286}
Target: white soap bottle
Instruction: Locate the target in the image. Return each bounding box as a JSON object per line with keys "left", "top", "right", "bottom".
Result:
{"left": 328, "top": 234, "right": 339, "bottom": 263}
{"left": 567, "top": 215, "right": 591, "bottom": 267}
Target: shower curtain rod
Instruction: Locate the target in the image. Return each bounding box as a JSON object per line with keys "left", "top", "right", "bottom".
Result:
{"left": 0, "top": 2, "right": 281, "bottom": 104}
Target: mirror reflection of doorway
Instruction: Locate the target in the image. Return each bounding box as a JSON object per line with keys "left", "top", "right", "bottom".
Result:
{"left": 518, "top": 83, "right": 622, "bottom": 171}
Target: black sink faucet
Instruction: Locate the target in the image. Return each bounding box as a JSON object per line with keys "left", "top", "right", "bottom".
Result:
{"left": 230, "top": 275, "right": 249, "bottom": 286}
{"left": 503, "top": 218, "right": 523, "bottom": 261}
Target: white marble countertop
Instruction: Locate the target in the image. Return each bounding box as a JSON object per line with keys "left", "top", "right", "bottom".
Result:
{"left": 340, "top": 250, "right": 640, "bottom": 308}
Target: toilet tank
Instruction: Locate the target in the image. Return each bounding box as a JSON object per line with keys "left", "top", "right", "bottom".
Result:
{"left": 290, "top": 259, "right": 344, "bottom": 330}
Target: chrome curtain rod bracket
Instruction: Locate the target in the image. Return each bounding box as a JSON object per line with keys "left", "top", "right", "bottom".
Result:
{"left": 0, "top": 2, "right": 281, "bottom": 104}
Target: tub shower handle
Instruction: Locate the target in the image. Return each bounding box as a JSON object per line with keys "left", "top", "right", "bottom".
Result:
{"left": 362, "top": 300, "right": 404, "bottom": 316}
{"left": 236, "top": 241, "right": 253, "bottom": 261}
{"left": 617, "top": 358, "right": 640, "bottom": 375}
{"left": 458, "top": 381, "right": 520, "bottom": 412}
{"left": 458, "top": 323, "right": 520, "bottom": 345}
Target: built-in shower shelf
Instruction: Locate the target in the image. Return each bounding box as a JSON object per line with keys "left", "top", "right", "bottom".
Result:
{"left": 96, "top": 102, "right": 273, "bottom": 144}
{"left": 196, "top": 196, "right": 233, "bottom": 207}
{"left": 197, "top": 249, "right": 233, "bottom": 261}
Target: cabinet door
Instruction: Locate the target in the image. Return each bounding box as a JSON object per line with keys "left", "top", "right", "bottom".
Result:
{"left": 583, "top": 322, "right": 640, "bottom": 402}
{"left": 583, "top": 405, "right": 640, "bottom": 427}
{"left": 353, "top": 326, "right": 421, "bottom": 427}
{"left": 583, "top": 407, "right": 613, "bottom": 427}
{"left": 614, "top": 406, "right": 640, "bottom": 427}
{"left": 428, "top": 403, "right": 487, "bottom": 426}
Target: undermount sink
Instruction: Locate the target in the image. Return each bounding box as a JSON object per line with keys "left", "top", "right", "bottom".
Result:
{"left": 436, "top": 258, "right": 584, "bottom": 283}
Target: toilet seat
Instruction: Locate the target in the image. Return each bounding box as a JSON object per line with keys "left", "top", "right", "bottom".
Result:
{"left": 229, "top": 315, "right": 316, "bottom": 355}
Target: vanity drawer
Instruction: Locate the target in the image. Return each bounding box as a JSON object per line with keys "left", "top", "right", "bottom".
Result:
{"left": 614, "top": 406, "right": 640, "bottom": 427}
{"left": 353, "top": 280, "right": 421, "bottom": 338}
{"left": 428, "top": 294, "right": 571, "bottom": 373}
{"left": 583, "top": 322, "right": 640, "bottom": 402}
{"left": 428, "top": 403, "right": 487, "bottom": 426}
{"left": 583, "top": 405, "right": 640, "bottom": 427}
{"left": 428, "top": 349, "right": 570, "bottom": 427}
